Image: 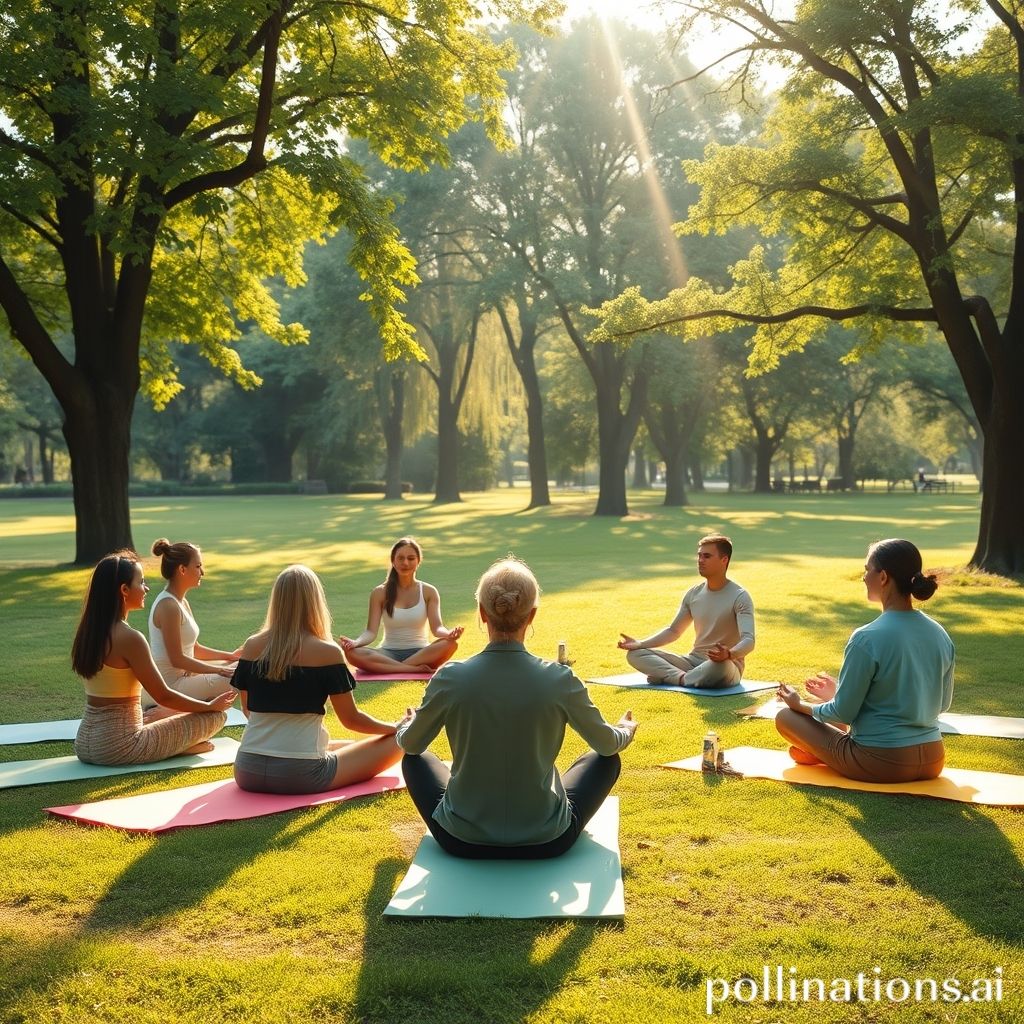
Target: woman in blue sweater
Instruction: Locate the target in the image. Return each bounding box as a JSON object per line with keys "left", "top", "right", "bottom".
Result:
{"left": 776, "top": 539, "right": 954, "bottom": 782}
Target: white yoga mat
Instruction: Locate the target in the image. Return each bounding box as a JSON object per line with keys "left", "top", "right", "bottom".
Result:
{"left": 0, "top": 737, "right": 240, "bottom": 790}
{"left": 0, "top": 707, "right": 248, "bottom": 746}
{"left": 384, "top": 797, "right": 624, "bottom": 919}
{"left": 587, "top": 673, "right": 778, "bottom": 697}
{"left": 736, "top": 697, "right": 1024, "bottom": 739}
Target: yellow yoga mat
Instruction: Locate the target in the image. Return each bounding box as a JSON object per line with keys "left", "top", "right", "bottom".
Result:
{"left": 664, "top": 746, "right": 1024, "bottom": 807}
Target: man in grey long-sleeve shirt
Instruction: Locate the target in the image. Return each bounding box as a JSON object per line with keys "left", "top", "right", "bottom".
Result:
{"left": 618, "top": 534, "right": 756, "bottom": 688}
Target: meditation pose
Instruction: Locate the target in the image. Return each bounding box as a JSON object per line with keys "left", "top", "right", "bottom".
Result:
{"left": 339, "top": 537, "right": 463, "bottom": 675}
{"left": 618, "top": 533, "right": 755, "bottom": 688}
{"left": 397, "top": 556, "right": 637, "bottom": 859}
{"left": 71, "top": 551, "right": 235, "bottom": 765}
{"left": 775, "top": 538, "right": 954, "bottom": 782}
{"left": 232, "top": 565, "right": 402, "bottom": 794}
{"left": 144, "top": 538, "right": 241, "bottom": 710}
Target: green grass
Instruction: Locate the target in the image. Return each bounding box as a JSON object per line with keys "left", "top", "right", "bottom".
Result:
{"left": 0, "top": 489, "right": 1021, "bottom": 1023}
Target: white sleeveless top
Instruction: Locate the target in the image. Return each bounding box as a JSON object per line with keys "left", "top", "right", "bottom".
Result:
{"left": 380, "top": 583, "right": 431, "bottom": 648}
{"left": 148, "top": 590, "right": 200, "bottom": 683}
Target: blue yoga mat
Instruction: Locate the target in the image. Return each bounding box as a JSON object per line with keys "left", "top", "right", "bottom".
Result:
{"left": 587, "top": 672, "right": 778, "bottom": 696}
{"left": 0, "top": 707, "right": 247, "bottom": 746}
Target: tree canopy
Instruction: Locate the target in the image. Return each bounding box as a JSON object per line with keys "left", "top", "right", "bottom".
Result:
{"left": 0, "top": 0, "right": 547, "bottom": 561}
{"left": 590, "top": 0, "right": 1024, "bottom": 573}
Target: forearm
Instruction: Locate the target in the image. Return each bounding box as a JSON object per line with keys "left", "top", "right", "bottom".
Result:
{"left": 341, "top": 710, "right": 397, "bottom": 735}
{"left": 636, "top": 626, "right": 679, "bottom": 649}
{"left": 350, "top": 630, "right": 377, "bottom": 648}
{"left": 169, "top": 652, "right": 229, "bottom": 675}
{"left": 194, "top": 643, "right": 236, "bottom": 662}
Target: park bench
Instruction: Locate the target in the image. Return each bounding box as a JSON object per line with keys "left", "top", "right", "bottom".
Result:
{"left": 918, "top": 478, "right": 952, "bottom": 493}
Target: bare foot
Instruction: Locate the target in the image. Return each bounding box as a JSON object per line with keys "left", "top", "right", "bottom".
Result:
{"left": 788, "top": 745, "right": 823, "bottom": 766}
{"left": 184, "top": 740, "right": 215, "bottom": 755}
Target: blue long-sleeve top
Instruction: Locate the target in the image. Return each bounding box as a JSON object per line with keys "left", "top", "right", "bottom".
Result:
{"left": 812, "top": 609, "right": 955, "bottom": 747}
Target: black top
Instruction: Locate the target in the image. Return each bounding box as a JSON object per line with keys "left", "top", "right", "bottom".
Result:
{"left": 233, "top": 658, "right": 355, "bottom": 715}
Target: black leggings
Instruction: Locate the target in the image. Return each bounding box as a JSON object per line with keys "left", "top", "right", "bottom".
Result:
{"left": 402, "top": 750, "right": 621, "bottom": 860}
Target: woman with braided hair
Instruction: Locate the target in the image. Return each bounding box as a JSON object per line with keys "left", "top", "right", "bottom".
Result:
{"left": 776, "top": 538, "right": 954, "bottom": 782}
{"left": 397, "top": 556, "right": 637, "bottom": 858}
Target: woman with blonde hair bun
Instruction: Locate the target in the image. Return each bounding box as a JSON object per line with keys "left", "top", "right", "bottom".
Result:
{"left": 233, "top": 565, "right": 402, "bottom": 794}
{"left": 397, "top": 556, "right": 637, "bottom": 858}
{"left": 145, "top": 538, "right": 241, "bottom": 710}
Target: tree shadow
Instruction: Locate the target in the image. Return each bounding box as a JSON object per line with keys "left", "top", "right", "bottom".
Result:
{"left": 797, "top": 788, "right": 1024, "bottom": 945}
{"left": 348, "top": 856, "right": 617, "bottom": 1024}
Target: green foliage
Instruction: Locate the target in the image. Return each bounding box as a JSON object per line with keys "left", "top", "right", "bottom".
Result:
{"left": 0, "top": 0, "right": 547, "bottom": 395}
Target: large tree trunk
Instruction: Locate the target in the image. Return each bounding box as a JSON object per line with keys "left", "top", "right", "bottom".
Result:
{"left": 663, "top": 449, "right": 689, "bottom": 507}
{"left": 754, "top": 433, "right": 777, "bottom": 493}
{"left": 434, "top": 371, "right": 461, "bottom": 504}
{"left": 592, "top": 368, "right": 646, "bottom": 516}
{"left": 382, "top": 370, "right": 405, "bottom": 500}
{"left": 63, "top": 391, "right": 135, "bottom": 563}
{"left": 837, "top": 432, "right": 856, "bottom": 490}
{"left": 519, "top": 347, "right": 551, "bottom": 509}
{"left": 972, "top": 378, "right": 1024, "bottom": 573}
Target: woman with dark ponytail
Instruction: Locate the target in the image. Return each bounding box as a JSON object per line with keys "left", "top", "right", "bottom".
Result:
{"left": 339, "top": 538, "right": 463, "bottom": 675}
{"left": 776, "top": 539, "right": 954, "bottom": 782}
{"left": 71, "top": 552, "right": 236, "bottom": 765}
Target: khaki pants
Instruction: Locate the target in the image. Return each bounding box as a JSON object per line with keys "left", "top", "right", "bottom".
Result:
{"left": 776, "top": 708, "right": 945, "bottom": 783}
{"left": 625, "top": 647, "right": 741, "bottom": 688}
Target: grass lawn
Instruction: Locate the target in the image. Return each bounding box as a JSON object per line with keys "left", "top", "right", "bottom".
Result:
{"left": 0, "top": 488, "right": 1021, "bottom": 1023}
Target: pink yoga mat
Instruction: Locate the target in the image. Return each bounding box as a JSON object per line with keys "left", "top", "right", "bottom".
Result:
{"left": 353, "top": 669, "right": 433, "bottom": 681}
{"left": 46, "top": 768, "right": 406, "bottom": 833}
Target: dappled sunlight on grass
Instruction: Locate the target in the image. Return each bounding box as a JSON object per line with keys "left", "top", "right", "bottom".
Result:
{"left": 2, "top": 489, "right": 1023, "bottom": 1023}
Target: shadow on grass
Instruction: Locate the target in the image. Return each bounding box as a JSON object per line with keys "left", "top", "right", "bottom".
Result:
{"left": 347, "top": 857, "right": 617, "bottom": 1024}
{"left": 800, "top": 789, "right": 1024, "bottom": 945}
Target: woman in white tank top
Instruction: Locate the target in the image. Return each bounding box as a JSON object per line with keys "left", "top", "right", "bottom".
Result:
{"left": 340, "top": 537, "right": 463, "bottom": 676}
{"left": 145, "top": 538, "right": 242, "bottom": 709}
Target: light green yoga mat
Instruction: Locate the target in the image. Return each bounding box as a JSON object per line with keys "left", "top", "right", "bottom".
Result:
{"left": 736, "top": 697, "right": 1024, "bottom": 739}
{"left": 0, "top": 737, "right": 240, "bottom": 790}
{"left": 0, "top": 707, "right": 247, "bottom": 746}
{"left": 384, "top": 797, "right": 624, "bottom": 919}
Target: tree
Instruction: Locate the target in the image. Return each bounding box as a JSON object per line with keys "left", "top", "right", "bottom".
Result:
{"left": 0, "top": 0, "right": 537, "bottom": 562}
{"left": 593, "top": 0, "right": 1024, "bottom": 573}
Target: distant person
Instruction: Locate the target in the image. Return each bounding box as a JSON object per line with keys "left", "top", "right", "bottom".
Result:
{"left": 233, "top": 565, "right": 402, "bottom": 794}
{"left": 775, "top": 539, "right": 954, "bottom": 781}
{"left": 144, "top": 538, "right": 241, "bottom": 710}
{"left": 340, "top": 537, "right": 463, "bottom": 674}
{"left": 397, "top": 556, "right": 637, "bottom": 858}
{"left": 618, "top": 534, "right": 755, "bottom": 688}
{"left": 71, "top": 552, "right": 235, "bottom": 766}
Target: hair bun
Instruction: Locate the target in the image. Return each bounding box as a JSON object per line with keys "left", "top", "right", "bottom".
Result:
{"left": 909, "top": 571, "right": 938, "bottom": 601}
{"left": 151, "top": 538, "right": 171, "bottom": 556}
{"left": 493, "top": 588, "right": 521, "bottom": 614}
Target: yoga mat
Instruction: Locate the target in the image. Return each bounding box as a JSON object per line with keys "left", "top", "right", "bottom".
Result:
{"left": 0, "top": 707, "right": 248, "bottom": 746}
{"left": 587, "top": 672, "right": 778, "bottom": 696}
{"left": 664, "top": 746, "right": 1024, "bottom": 807}
{"left": 353, "top": 669, "right": 433, "bottom": 682}
{"left": 47, "top": 767, "right": 405, "bottom": 832}
{"left": 384, "top": 797, "right": 624, "bottom": 919}
{"left": 735, "top": 697, "right": 1024, "bottom": 740}
{"left": 0, "top": 737, "right": 240, "bottom": 790}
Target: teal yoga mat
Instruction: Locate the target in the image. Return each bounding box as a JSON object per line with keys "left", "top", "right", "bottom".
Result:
{"left": 384, "top": 797, "right": 624, "bottom": 919}
{"left": 0, "top": 708, "right": 248, "bottom": 746}
{"left": 0, "top": 737, "right": 240, "bottom": 790}
{"left": 587, "top": 672, "right": 778, "bottom": 696}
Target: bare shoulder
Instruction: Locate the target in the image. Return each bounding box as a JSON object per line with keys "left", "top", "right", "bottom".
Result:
{"left": 369, "top": 584, "right": 386, "bottom": 604}
{"left": 300, "top": 636, "right": 344, "bottom": 667}
{"left": 422, "top": 582, "right": 441, "bottom": 600}
{"left": 109, "top": 621, "right": 149, "bottom": 663}
{"left": 241, "top": 631, "right": 270, "bottom": 661}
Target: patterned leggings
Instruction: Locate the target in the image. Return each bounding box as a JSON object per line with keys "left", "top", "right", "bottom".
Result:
{"left": 74, "top": 701, "right": 227, "bottom": 766}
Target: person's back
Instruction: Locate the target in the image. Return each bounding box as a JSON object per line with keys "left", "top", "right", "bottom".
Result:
{"left": 428, "top": 647, "right": 618, "bottom": 845}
